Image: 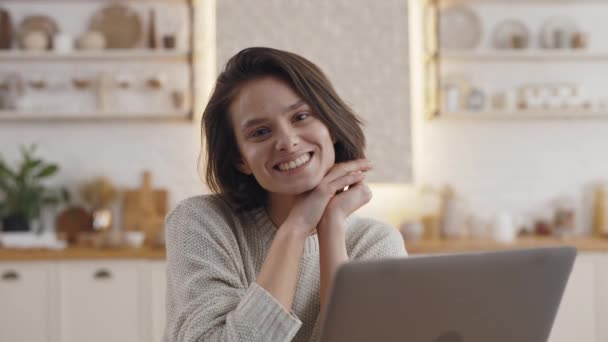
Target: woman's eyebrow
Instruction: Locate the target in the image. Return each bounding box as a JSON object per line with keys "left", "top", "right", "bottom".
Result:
{"left": 241, "top": 100, "right": 308, "bottom": 130}
{"left": 241, "top": 117, "right": 267, "bottom": 130}
{"left": 284, "top": 100, "right": 306, "bottom": 113}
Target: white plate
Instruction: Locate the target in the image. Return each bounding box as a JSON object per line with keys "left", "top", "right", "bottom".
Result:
{"left": 439, "top": 5, "right": 482, "bottom": 50}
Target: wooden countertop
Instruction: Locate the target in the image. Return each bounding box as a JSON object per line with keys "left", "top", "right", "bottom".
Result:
{"left": 1, "top": 236, "right": 608, "bottom": 261}
{"left": 405, "top": 236, "right": 608, "bottom": 254}
{"left": 0, "top": 246, "right": 166, "bottom": 261}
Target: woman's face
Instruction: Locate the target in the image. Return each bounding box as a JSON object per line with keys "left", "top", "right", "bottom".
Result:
{"left": 229, "top": 76, "right": 336, "bottom": 195}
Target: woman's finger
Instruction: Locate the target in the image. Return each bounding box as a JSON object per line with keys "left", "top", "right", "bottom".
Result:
{"left": 330, "top": 182, "right": 372, "bottom": 214}
{"left": 322, "top": 159, "right": 372, "bottom": 184}
{"left": 325, "top": 171, "right": 367, "bottom": 196}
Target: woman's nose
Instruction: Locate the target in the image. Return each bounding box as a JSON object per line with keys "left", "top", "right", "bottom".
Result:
{"left": 275, "top": 127, "right": 299, "bottom": 151}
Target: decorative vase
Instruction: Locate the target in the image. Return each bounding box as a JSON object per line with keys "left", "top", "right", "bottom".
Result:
{"left": 2, "top": 214, "right": 30, "bottom": 232}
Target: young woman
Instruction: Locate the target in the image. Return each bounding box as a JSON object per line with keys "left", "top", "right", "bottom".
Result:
{"left": 165, "top": 47, "right": 407, "bottom": 342}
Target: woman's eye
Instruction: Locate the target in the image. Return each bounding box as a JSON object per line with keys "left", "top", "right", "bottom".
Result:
{"left": 294, "top": 112, "right": 309, "bottom": 121}
{"left": 251, "top": 128, "right": 270, "bottom": 137}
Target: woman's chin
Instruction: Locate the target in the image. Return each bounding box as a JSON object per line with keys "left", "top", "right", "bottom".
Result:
{"left": 267, "top": 179, "right": 320, "bottom": 196}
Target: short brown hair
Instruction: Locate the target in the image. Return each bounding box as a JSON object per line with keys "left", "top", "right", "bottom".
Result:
{"left": 201, "top": 47, "right": 365, "bottom": 211}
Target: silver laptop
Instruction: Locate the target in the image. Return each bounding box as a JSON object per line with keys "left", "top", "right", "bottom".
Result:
{"left": 320, "top": 246, "right": 576, "bottom": 342}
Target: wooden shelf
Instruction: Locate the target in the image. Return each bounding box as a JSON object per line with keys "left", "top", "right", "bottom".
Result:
{"left": 440, "top": 0, "right": 607, "bottom": 5}
{"left": 0, "top": 110, "right": 191, "bottom": 121}
{"left": 0, "top": 50, "right": 190, "bottom": 62}
{"left": 1, "top": 0, "right": 188, "bottom": 3}
{"left": 441, "top": 50, "right": 608, "bottom": 62}
{"left": 437, "top": 110, "right": 608, "bottom": 119}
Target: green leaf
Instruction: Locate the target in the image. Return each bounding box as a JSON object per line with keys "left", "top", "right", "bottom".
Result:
{"left": 35, "top": 165, "right": 59, "bottom": 179}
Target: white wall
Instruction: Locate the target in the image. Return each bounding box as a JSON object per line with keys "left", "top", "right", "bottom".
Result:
{"left": 1, "top": 0, "right": 411, "bottom": 227}
{"left": 0, "top": 122, "right": 203, "bottom": 209}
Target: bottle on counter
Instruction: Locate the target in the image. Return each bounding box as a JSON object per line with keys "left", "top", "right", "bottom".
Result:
{"left": 594, "top": 185, "right": 608, "bottom": 237}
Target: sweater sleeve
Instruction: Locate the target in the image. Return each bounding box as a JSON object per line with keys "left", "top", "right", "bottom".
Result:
{"left": 347, "top": 216, "right": 408, "bottom": 261}
{"left": 164, "top": 199, "right": 302, "bottom": 342}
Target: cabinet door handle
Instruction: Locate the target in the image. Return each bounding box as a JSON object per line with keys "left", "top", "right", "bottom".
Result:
{"left": 1, "top": 270, "right": 19, "bottom": 281}
{"left": 93, "top": 269, "right": 112, "bottom": 280}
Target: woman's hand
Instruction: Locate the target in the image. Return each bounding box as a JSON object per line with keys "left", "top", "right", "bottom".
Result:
{"left": 283, "top": 158, "right": 372, "bottom": 236}
{"left": 317, "top": 162, "right": 373, "bottom": 234}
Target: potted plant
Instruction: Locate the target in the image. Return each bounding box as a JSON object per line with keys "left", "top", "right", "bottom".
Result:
{"left": 0, "top": 144, "right": 68, "bottom": 232}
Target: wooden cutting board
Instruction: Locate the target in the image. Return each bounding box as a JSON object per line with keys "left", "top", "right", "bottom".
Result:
{"left": 122, "top": 170, "right": 168, "bottom": 246}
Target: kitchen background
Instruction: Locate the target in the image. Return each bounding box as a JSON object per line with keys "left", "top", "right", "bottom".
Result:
{"left": 2, "top": 0, "right": 608, "bottom": 341}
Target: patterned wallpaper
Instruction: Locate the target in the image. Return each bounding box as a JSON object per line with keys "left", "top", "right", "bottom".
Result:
{"left": 216, "top": 0, "right": 411, "bottom": 182}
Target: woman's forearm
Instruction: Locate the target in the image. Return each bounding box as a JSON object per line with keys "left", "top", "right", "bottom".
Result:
{"left": 256, "top": 224, "right": 309, "bottom": 312}
{"left": 318, "top": 217, "right": 349, "bottom": 312}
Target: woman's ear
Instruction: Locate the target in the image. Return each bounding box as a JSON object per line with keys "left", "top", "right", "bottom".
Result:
{"left": 235, "top": 158, "right": 253, "bottom": 175}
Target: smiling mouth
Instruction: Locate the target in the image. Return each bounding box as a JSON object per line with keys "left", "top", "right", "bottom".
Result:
{"left": 274, "top": 152, "right": 313, "bottom": 172}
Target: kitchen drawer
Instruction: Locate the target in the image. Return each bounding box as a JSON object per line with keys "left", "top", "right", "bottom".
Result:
{"left": 58, "top": 261, "right": 144, "bottom": 342}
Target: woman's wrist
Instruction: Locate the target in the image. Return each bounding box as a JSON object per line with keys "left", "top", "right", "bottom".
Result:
{"left": 278, "top": 218, "right": 312, "bottom": 245}
{"left": 319, "top": 212, "right": 346, "bottom": 233}
{"left": 318, "top": 215, "right": 347, "bottom": 244}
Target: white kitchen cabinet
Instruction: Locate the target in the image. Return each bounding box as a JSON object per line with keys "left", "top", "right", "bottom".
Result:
{"left": 549, "top": 254, "right": 597, "bottom": 342}
{"left": 58, "top": 261, "right": 144, "bottom": 342}
{"left": 595, "top": 256, "right": 608, "bottom": 341}
{"left": 149, "top": 261, "right": 168, "bottom": 342}
{"left": 0, "top": 262, "right": 53, "bottom": 342}
{"left": 0, "top": 252, "right": 605, "bottom": 342}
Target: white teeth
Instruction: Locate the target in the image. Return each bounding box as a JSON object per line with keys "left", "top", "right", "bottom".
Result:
{"left": 278, "top": 153, "right": 311, "bottom": 171}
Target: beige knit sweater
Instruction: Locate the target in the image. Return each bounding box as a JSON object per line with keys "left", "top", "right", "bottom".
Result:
{"left": 164, "top": 195, "right": 407, "bottom": 342}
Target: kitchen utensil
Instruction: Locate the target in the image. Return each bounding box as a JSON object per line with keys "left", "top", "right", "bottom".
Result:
{"left": 77, "top": 30, "right": 106, "bottom": 50}
{"left": 572, "top": 32, "right": 588, "bottom": 49}
{"left": 540, "top": 16, "right": 578, "bottom": 49}
{"left": 491, "top": 92, "right": 506, "bottom": 110}
{"left": 171, "top": 89, "right": 186, "bottom": 110}
{"left": 439, "top": 4, "right": 481, "bottom": 50}
{"left": 22, "top": 30, "right": 49, "bottom": 51}
{"left": 146, "top": 75, "right": 164, "bottom": 90}
{"left": 55, "top": 206, "right": 94, "bottom": 245}
{"left": 490, "top": 212, "right": 516, "bottom": 243}
{"left": 19, "top": 15, "right": 59, "bottom": 50}
{"left": 125, "top": 231, "right": 145, "bottom": 248}
{"left": 399, "top": 221, "right": 424, "bottom": 242}
{"left": 72, "top": 77, "right": 92, "bottom": 90}
{"left": 594, "top": 184, "right": 608, "bottom": 237}
{"left": 492, "top": 19, "right": 530, "bottom": 49}
{"left": 467, "top": 88, "right": 485, "bottom": 111}
{"left": 114, "top": 74, "right": 133, "bottom": 89}
{"left": 163, "top": 34, "right": 176, "bottom": 49}
{"left": 53, "top": 33, "right": 73, "bottom": 53}
{"left": 122, "top": 171, "right": 168, "bottom": 246}
{"left": 0, "top": 8, "right": 12, "bottom": 49}
{"left": 148, "top": 8, "right": 157, "bottom": 49}
{"left": 89, "top": 4, "right": 142, "bottom": 49}
{"left": 442, "top": 84, "right": 460, "bottom": 113}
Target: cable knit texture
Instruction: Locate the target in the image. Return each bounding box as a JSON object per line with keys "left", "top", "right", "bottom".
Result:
{"left": 165, "top": 194, "right": 408, "bottom": 342}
